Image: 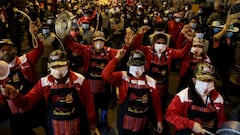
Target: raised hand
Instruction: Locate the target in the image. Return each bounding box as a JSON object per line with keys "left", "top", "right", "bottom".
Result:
{"left": 1, "top": 84, "right": 19, "bottom": 99}
{"left": 115, "top": 49, "right": 126, "bottom": 60}
{"left": 124, "top": 30, "right": 136, "bottom": 47}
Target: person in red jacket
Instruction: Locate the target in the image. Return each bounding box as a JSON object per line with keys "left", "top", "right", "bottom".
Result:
{"left": 166, "top": 12, "right": 184, "bottom": 48}
{"left": 166, "top": 62, "right": 226, "bottom": 135}
{"left": 0, "top": 23, "right": 45, "bottom": 135}
{"left": 131, "top": 26, "right": 192, "bottom": 112}
{"left": 177, "top": 37, "right": 211, "bottom": 91}
{"left": 102, "top": 49, "right": 163, "bottom": 135}
{"left": 1, "top": 49, "right": 100, "bottom": 135}
{"left": 0, "top": 60, "right": 11, "bottom": 135}
{"left": 65, "top": 30, "right": 131, "bottom": 132}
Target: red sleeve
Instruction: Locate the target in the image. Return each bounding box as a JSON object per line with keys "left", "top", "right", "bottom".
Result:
{"left": 176, "top": 32, "right": 187, "bottom": 49}
{"left": 25, "top": 39, "right": 44, "bottom": 66}
{"left": 165, "top": 95, "right": 195, "bottom": 130}
{"left": 217, "top": 103, "right": 226, "bottom": 128}
{"left": 169, "top": 40, "right": 192, "bottom": 59}
{"left": 109, "top": 48, "right": 118, "bottom": 60}
{"left": 78, "top": 79, "right": 97, "bottom": 129}
{"left": 13, "top": 80, "right": 45, "bottom": 109}
{"left": 0, "top": 95, "right": 4, "bottom": 104}
{"left": 151, "top": 88, "right": 163, "bottom": 122}
{"left": 131, "top": 33, "right": 144, "bottom": 49}
{"left": 101, "top": 57, "right": 122, "bottom": 87}
{"left": 65, "top": 36, "right": 86, "bottom": 56}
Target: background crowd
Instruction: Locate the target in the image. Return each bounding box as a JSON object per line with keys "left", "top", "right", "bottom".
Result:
{"left": 0, "top": 0, "right": 240, "bottom": 135}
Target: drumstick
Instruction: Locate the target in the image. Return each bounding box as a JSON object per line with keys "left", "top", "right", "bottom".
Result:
{"left": 203, "top": 129, "right": 215, "bottom": 135}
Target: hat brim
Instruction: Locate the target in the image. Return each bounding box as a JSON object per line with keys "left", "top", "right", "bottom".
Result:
{"left": 93, "top": 37, "right": 105, "bottom": 41}
{"left": 212, "top": 25, "right": 239, "bottom": 32}
{"left": 127, "top": 59, "right": 145, "bottom": 66}
{"left": 193, "top": 43, "right": 204, "bottom": 46}
{"left": 48, "top": 61, "right": 68, "bottom": 68}
{"left": 195, "top": 74, "right": 215, "bottom": 81}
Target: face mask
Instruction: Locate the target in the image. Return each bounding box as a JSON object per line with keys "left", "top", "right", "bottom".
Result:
{"left": 50, "top": 65, "right": 68, "bottom": 79}
{"left": 143, "top": 19, "right": 149, "bottom": 24}
{"left": 195, "top": 33, "right": 204, "bottom": 39}
{"left": 198, "top": 10, "right": 203, "bottom": 14}
{"left": 82, "top": 23, "right": 89, "bottom": 29}
{"left": 213, "top": 28, "right": 220, "bottom": 33}
{"left": 154, "top": 43, "right": 167, "bottom": 53}
{"left": 129, "top": 65, "right": 145, "bottom": 78}
{"left": 94, "top": 41, "right": 104, "bottom": 50}
{"left": 163, "top": 17, "right": 168, "bottom": 21}
{"left": 42, "top": 29, "right": 50, "bottom": 35}
{"left": 195, "top": 80, "right": 215, "bottom": 96}
{"left": 72, "top": 19, "right": 78, "bottom": 24}
{"left": 190, "top": 46, "right": 203, "bottom": 56}
{"left": 154, "top": 31, "right": 162, "bottom": 34}
{"left": 70, "top": 31, "right": 79, "bottom": 37}
{"left": 47, "top": 19, "right": 54, "bottom": 25}
{"left": 137, "top": 12, "right": 142, "bottom": 16}
{"left": 174, "top": 18, "right": 181, "bottom": 22}
{"left": 190, "top": 23, "right": 197, "bottom": 29}
{"left": 105, "top": 9, "right": 109, "bottom": 13}
{"left": 127, "top": 14, "right": 131, "bottom": 19}
{"left": 224, "top": 32, "right": 233, "bottom": 38}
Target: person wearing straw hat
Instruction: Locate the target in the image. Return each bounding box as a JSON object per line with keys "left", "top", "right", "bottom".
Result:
{"left": 209, "top": 19, "right": 239, "bottom": 105}
{"left": 166, "top": 62, "right": 226, "bottom": 135}
{"left": 177, "top": 37, "right": 211, "bottom": 91}
{"left": 1, "top": 49, "right": 100, "bottom": 135}
{"left": 36, "top": 22, "right": 60, "bottom": 78}
{"left": 101, "top": 49, "right": 163, "bottom": 135}
{"left": 65, "top": 30, "right": 133, "bottom": 133}
{"left": 130, "top": 26, "right": 193, "bottom": 112}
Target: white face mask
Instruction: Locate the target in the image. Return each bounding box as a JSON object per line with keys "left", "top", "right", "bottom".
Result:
{"left": 195, "top": 80, "right": 215, "bottom": 96}
{"left": 195, "top": 33, "right": 204, "bottom": 39}
{"left": 190, "top": 46, "right": 203, "bottom": 56}
{"left": 42, "top": 29, "right": 50, "bottom": 35}
{"left": 129, "top": 65, "right": 145, "bottom": 78}
{"left": 174, "top": 18, "right": 181, "bottom": 22}
{"left": 163, "top": 17, "right": 168, "bottom": 21}
{"left": 143, "top": 19, "right": 149, "bottom": 24}
{"left": 189, "top": 22, "right": 197, "bottom": 29}
{"left": 47, "top": 19, "right": 54, "bottom": 25}
{"left": 154, "top": 43, "right": 167, "bottom": 53}
{"left": 94, "top": 41, "right": 104, "bottom": 50}
{"left": 50, "top": 65, "right": 68, "bottom": 79}
{"left": 82, "top": 23, "right": 89, "bottom": 29}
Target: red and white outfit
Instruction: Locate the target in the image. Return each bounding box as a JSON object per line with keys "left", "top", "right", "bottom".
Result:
{"left": 132, "top": 33, "right": 192, "bottom": 98}
{"left": 12, "top": 71, "right": 96, "bottom": 135}
{"left": 101, "top": 57, "right": 162, "bottom": 133}
{"left": 166, "top": 20, "right": 184, "bottom": 47}
{"left": 166, "top": 88, "right": 226, "bottom": 135}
